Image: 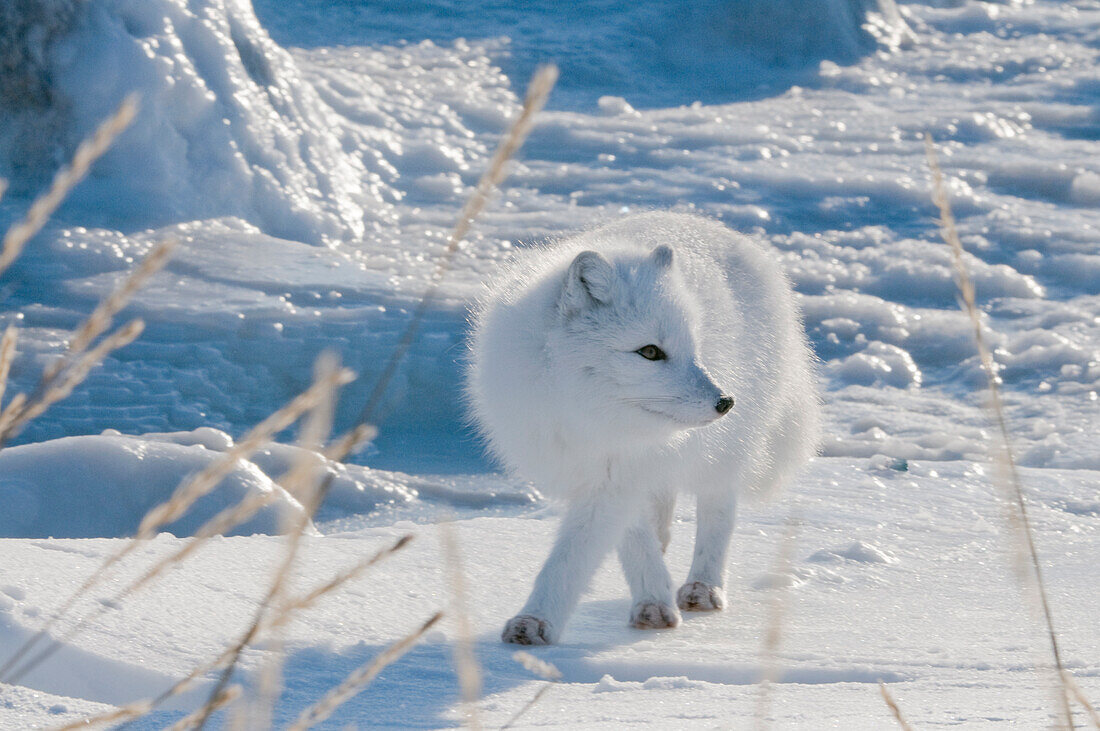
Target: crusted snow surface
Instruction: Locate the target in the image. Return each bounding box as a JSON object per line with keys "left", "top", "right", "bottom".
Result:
{"left": 0, "top": 0, "right": 1098, "bottom": 727}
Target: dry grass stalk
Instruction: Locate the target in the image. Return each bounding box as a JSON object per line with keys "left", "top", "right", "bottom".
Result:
{"left": 501, "top": 684, "right": 555, "bottom": 731}
{"left": 0, "top": 393, "right": 26, "bottom": 438}
{"left": 754, "top": 513, "right": 801, "bottom": 730}
{"left": 51, "top": 535, "right": 413, "bottom": 731}
{"left": 0, "top": 95, "right": 138, "bottom": 277}
{"left": 169, "top": 685, "right": 242, "bottom": 731}
{"left": 124, "top": 420, "right": 378, "bottom": 604}
{"left": 879, "top": 681, "right": 915, "bottom": 731}
{"left": 53, "top": 698, "right": 154, "bottom": 731}
{"left": 48, "top": 237, "right": 177, "bottom": 379}
{"left": 1064, "top": 671, "right": 1100, "bottom": 729}
{"left": 192, "top": 356, "right": 343, "bottom": 729}
{"left": 287, "top": 611, "right": 443, "bottom": 731}
{"left": 0, "top": 237, "right": 175, "bottom": 446}
{"left": 0, "top": 318, "right": 145, "bottom": 445}
{"left": 139, "top": 365, "right": 352, "bottom": 538}
{"left": 500, "top": 651, "right": 562, "bottom": 730}
{"left": 0, "top": 326, "right": 18, "bottom": 408}
{"left": 442, "top": 522, "right": 483, "bottom": 730}
{"left": 271, "top": 534, "right": 414, "bottom": 630}
{"left": 925, "top": 136, "right": 1078, "bottom": 730}
{"left": 130, "top": 404, "right": 378, "bottom": 605}
{"left": 0, "top": 365, "right": 353, "bottom": 686}
{"left": 247, "top": 354, "right": 342, "bottom": 730}
{"left": 511, "top": 650, "right": 561, "bottom": 682}
{"left": 0, "top": 178, "right": 7, "bottom": 205}
{"left": 323, "top": 422, "right": 378, "bottom": 461}
{"left": 357, "top": 64, "right": 557, "bottom": 425}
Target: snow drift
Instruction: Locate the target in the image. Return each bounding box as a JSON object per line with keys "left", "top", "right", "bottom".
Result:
{"left": 0, "top": 431, "right": 309, "bottom": 538}
{"left": 0, "top": 0, "right": 396, "bottom": 245}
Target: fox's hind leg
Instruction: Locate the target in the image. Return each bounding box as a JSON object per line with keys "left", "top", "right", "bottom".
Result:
{"left": 678, "top": 489, "right": 736, "bottom": 611}
{"left": 618, "top": 491, "right": 680, "bottom": 629}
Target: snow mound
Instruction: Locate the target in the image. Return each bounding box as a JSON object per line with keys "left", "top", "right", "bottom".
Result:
{"left": 807, "top": 540, "right": 898, "bottom": 565}
{"left": 0, "top": 427, "right": 530, "bottom": 538}
{"left": 0, "top": 0, "right": 396, "bottom": 244}
{"left": 829, "top": 340, "right": 922, "bottom": 388}
{"left": 0, "top": 432, "right": 308, "bottom": 538}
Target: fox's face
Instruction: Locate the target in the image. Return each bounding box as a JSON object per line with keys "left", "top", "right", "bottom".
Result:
{"left": 547, "top": 244, "right": 733, "bottom": 440}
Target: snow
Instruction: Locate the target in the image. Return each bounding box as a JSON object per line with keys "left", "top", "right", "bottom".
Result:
{"left": 1, "top": 0, "right": 1098, "bottom": 727}
{"left": 2, "top": 460, "right": 1098, "bottom": 728}
{"left": 0, "top": 432, "right": 306, "bottom": 538}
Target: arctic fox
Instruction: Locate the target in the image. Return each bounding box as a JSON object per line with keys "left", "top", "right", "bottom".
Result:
{"left": 466, "top": 211, "right": 820, "bottom": 645}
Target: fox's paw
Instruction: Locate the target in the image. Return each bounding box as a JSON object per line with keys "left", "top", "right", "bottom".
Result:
{"left": 677, "top": 581, "right": 726, "bottom": 612}
{"left": 629, "top": 601, "right": 681, "bottom": 629}
{"left": 502, "top": 614, "right": 554, "bottom": 645}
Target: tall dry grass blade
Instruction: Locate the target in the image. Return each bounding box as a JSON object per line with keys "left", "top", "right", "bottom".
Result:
{"left": 0, "top": 238, "right": 176, "bottom": 447}
{"left": 52, "top": 699, "right": 154, "bottom": 731}
{"left": 442, "top": 522, "right": 483, "bottom": 729}
{"left": 124, "top": 415, "right": 377, "bottom": 605}
{"left": 120, "top": 421, "right": 379, "bottom": 605}
{"left": 357, "top": 64, "right": 557, "bottom": 426}
{"left": 925, "top": 136, "right": 1077, "bottom": 731}
{"left": 48, "top": 237, "right": 177, "bottom": 379}
{"left": 754, "top": 513, "right": 801, "bottom": 730}
{"left": 139, "top": 365, "right": 352, "bottom": 538}
{"left": 0, "top": 178, "right": 7, "bottom": 205}
{"left": 192, "top": 355, "right": 342, "bottom": 730}
{"left": 879, "top": 681, "right": 916, "bottom": 731}
{"left": 272, "top": 534, "right": 414, "bottom": 629}
{"left": 501, "top": 684, "right": 554, "bottom": 731}
{"left": 168, "top": 685, "right": 242, "bottom": 731}
{"left": 1065, "top": 671, "right": 1100, "bottom": 729}
{"left": 500, "top": 650, "right": 562, "bottom": 730}
{"left": 0, "top": 366, "right": 353, "bottom": 685}
{"left": 0, "top": 95, "right": 138, "bottom": 277}
{"left": 0, "top": 318, "right": 145, "bottom": 445}
{"left": 51, "top": 536, "right": 412, "bottom": 731}
{"left": 248, "top": 354, "right": 342, "bottom": 730}
{"left": 323, "top": 422, "right": 378, "bottom": 462}
{"left": 0, "top": 393, "right": 25, "bottom": 438}
{"left": 0, "top": 326, "right": 18, "bottom": 408}
{"left": 287, "top": 611, "right": 443, "bottom": 731}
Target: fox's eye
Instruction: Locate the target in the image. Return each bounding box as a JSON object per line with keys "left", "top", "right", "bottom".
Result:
{"left": 635, "top": 344, "right": 667, "bottom": 361}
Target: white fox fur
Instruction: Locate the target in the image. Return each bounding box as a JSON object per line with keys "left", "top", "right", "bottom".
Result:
{"left": 465, "top": 211, "right": 821, "bottom": 645}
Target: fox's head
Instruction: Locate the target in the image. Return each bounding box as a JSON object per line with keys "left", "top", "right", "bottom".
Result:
{"left": 546, "top": 244, "right": 733, "bottom": 441}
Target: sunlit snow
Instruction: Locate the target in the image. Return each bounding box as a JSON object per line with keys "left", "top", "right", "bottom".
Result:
{"left": 0, "top": 0, "right": 1097, "bottom": 727}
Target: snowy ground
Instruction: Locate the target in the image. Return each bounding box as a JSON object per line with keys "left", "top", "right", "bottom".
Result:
{"left": 2, "top": 459, "right": 1098, "bottom": 728}
{"left": 1, "top": 0, "right": 1098, "bottom": 727}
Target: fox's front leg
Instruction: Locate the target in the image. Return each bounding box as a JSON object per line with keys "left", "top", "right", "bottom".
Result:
{"left": 678, "top": 489, "right": 737, "bottom": 612}
{"left": 503, "top": 490, "right": 632, "bottom": 645}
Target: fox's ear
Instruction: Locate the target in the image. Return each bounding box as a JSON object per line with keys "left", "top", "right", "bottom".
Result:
{"left": 562, "top": 250, "right": 614, "bottom": 313}
{"left": 650, "top": 245, "right": 673, "bottom": 269}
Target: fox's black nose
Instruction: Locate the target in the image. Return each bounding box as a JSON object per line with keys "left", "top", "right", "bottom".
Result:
{"left": 715, "top": 395, "right": 734, "bottom": 414}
